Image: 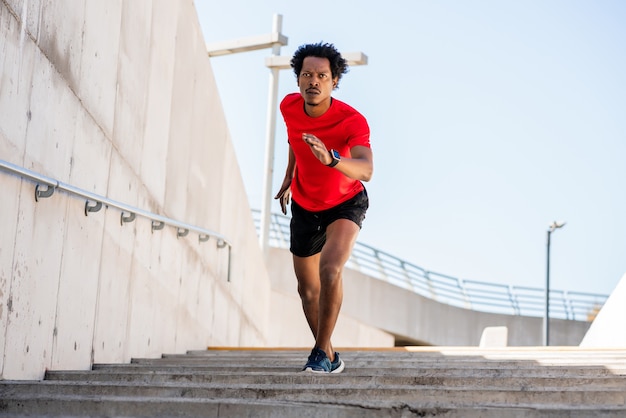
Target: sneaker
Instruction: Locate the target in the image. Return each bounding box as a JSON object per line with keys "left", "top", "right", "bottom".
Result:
{"left": 302, "top": 347, "right": 331, "bottom": 373}
{"left": 330, "top": 351, "right": 345, "bottom": 374}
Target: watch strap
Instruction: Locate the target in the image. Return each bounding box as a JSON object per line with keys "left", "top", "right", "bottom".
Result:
{"left": 327, "top": 150, "right": 340, "bottom": 167}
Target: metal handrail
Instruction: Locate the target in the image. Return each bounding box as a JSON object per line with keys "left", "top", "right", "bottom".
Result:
{"left": 1, "top": 159, "right": 232, "bottom": 282}
{"left": 252, "top": 209, "right": 608, "bottom": 321}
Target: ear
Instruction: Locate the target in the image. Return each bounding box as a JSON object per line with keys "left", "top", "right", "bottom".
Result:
{"left": 332, "top": 77, "right": 338, "bottom": 89}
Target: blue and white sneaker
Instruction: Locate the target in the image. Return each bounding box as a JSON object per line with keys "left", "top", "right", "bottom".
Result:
{"left": 302, "top": 347, "right": 331, "bottom": 373}
{"left": 330, "top": 351, "right": 345, "bottom": 374}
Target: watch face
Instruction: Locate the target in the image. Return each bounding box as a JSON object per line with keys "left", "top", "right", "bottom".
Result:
{"left": 332, "top": 149, "right": 340, "bottom": 159}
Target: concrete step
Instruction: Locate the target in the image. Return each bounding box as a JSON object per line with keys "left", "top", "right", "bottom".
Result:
{"left": 44, "top": 369, "right": 626, "bottom": 389}
{"left": 3, "top": 395, "right": 625, "bottom": 418}
{"left": 4, "top": 379, "right": 626, "bottom": 401}
{"left": 2, "top": 347, "right": 626, "bottom": 417}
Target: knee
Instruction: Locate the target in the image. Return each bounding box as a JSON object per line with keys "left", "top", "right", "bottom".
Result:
{"left": 297, "top": 282, "right": 319, "bottom": 304}
{"left": 319, "top": 262, "right": 342, "bottom": 283}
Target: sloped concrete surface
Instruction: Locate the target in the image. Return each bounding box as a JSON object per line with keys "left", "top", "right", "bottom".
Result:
{"left": 581, "top": 273, "right": 626, "bottom": 347}
{"left": 1, "top": 347, "right": 626, "bottom": 417}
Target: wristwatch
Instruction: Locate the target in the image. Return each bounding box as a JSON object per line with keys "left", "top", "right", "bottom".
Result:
{"left": 327, "top": 149, "right": 340, "bottom": 167}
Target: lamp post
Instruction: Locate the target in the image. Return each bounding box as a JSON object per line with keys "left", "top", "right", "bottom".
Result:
{"left": 206, "top": 14, "right": 288, "bottom": 258}
{"left": 206, "top": 16, "right": 287, "bottom": 57}
{"left": 259, "top": 14, "right": 285, "bottom": 260}
{"left": 544, "top": 220, "right": 566, "bottom": 346}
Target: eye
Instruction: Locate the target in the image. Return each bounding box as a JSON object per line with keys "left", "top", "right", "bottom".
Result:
{"left": 301, "top": 72, "right": 311, "bottom": 77}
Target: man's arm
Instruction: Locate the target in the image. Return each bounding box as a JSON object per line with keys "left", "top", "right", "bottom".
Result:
{"left": 274, "top": 146, "right": 296, "bottom": 214}
{"left": 334, "top": 145, "right": 373, "bottom": 182}
{"left": 302, "top": 134, "right": 374, "bottom": 182}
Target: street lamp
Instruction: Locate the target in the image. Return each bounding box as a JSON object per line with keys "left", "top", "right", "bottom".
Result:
{"left": 206, "top": 21, "right": 287, "bottom": 57}
{"left": 544, "top": 220, "right": 566, "bottom": 346}
{"left": 205, "top": 14, "right": 288, "bottom": 257}
{"left": 258, "top": 48, "right": 368, "bottom": 259}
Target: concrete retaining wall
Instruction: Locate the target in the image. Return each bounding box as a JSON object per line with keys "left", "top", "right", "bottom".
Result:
{"left": 267, "top": 247, "right": 590, "bottom": 347}
{"left": 0, "top": 0, "right": 271, "bottom": 380}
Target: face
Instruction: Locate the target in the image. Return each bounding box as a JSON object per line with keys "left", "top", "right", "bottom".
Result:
{"left": 297, "top": 56, "right": 338, "bottom": 116}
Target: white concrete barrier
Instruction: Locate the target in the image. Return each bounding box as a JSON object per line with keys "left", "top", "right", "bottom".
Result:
{"left": 580, "top": 273, "right": 626, "bottom": 348}
{"left": 479, "top": 326, "right": 508, "bottom": 347}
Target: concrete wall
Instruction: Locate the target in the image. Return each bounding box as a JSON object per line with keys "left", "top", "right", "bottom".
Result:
{"left": 0, "top": 0, "right": 271, "bottom": 380}
{"left": 267, "top": 247, "right": 590, "bottom": 347}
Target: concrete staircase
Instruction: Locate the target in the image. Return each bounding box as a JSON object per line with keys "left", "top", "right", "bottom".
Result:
{"left": 2, "top": 347, "right": 626, "bottom": 417}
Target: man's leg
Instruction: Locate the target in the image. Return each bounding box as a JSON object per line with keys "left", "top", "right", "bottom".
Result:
{"left": 293, "top": 253, "right": 321, "bottom": 339}
{"left": 314, "top": 218, "right": 360, "bottom": 361}
{"left": 293, "top": 219, "right": 360, "bottom": 364}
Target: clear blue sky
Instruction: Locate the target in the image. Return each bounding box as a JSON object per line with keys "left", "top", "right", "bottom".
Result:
{"left": 195, "top": 1, "right": 626, "bottom": 296}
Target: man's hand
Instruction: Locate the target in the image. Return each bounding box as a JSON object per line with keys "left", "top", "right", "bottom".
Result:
{"left": 302, "top": 133, "right": 332, "bottom": 165}
{"left": 274, "top": 179, "right": 292, "bottom": 215}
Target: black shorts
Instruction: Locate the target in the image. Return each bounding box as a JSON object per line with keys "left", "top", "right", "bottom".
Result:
{"left": 290, "top": 189, "right": 369, "bottom": 257}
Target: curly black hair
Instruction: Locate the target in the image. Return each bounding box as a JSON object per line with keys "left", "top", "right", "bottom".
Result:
{"left": 290, "top": 42, "right": 349, "bottom": 88}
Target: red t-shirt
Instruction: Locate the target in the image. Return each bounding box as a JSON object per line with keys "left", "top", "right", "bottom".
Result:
{"left": 280, "top": 92, "right": 371, "bottom": 211}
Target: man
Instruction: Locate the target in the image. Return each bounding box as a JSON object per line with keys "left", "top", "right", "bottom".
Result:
{"left": 274, "top": 42, "right": 373, "bottom": 374}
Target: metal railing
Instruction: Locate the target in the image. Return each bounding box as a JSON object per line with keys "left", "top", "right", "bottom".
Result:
{"left": 0, "top": 159, "right": 232, "bottom": 282}
{"left": 252, "top": 209, "right": 607, "bottom": 321}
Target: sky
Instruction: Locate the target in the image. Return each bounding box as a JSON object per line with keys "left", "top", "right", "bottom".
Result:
{"left": 194, "top": 1, "right": 626, "bottom": 297}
